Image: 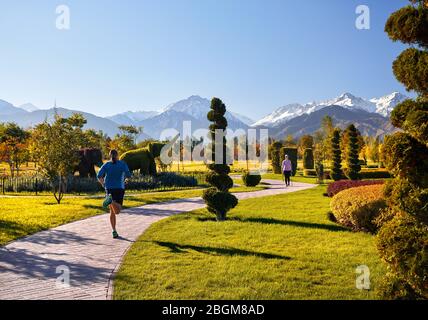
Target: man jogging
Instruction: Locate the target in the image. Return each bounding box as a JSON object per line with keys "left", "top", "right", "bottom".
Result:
{"left": 282, "top": 155, "right": 293, "bottom": 187}
{"left": 97, "top": 150, "right": 132, "bottom": 239}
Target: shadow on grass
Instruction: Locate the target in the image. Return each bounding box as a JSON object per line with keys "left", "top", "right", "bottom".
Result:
{"left": 153, "top": 241, "right": 291, "bottom": 260}
{"left": 196, "top": 216, "right": 349, "bottom": 232}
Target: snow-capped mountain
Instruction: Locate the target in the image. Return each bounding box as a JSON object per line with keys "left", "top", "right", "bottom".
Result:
{"left": 107, "top": 110, "right": 159, "bottom": 126}
{"left": 253, "top": 92, "right": 409, "bottom": 128}
{"left": 19, "top": 103, "right": 39, "bottom": 112}
{"left": 107, "top": 95, "right": 250, "bottom": 138}
{"left": 370, "top": 92, "right": 408, "bottom": 117}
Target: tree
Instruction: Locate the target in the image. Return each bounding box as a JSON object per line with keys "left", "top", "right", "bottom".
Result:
{"left": 284, "top": 134, "right": 297, "bottom": 147}
{"left": 118, "top": 125, "right": 143, "bottom": 144}
{"left": 344, "top": 124, "right": 361, "bottom": 180}
{"left": 298, "top": 135, "right": 314, "bottom": 158}
{"left": 0, "top": 123, "right": 30, "bottom": 178}
{"left": 377, "top": 0, "right": 428, "bottom": 299}
{"left": 29, "top": 114, "right": 83, "bottom": 204}
{"left": 330, "top": 129, "right": 343, "bottom": 181}
{"left": 202, "top": 98, "right": 238, "bottom": 221}
{"left": 369, "top": 136, "right": 381, "bottom": 165}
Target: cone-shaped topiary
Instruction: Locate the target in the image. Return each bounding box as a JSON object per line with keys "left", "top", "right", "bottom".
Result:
{"left": 202, "top": 98, "right": 238, "bottom": 221}
{"left": 270, "top": 141, "right": 283, "bottom": 174}
{"left": 330, "top": 129, "right": 343, "bottom": 181}
{"left": 344, "top": 124, "right": 361, "bottom": 180}
{"left": 377, "top": 0, "right": 428, "bottom": 299}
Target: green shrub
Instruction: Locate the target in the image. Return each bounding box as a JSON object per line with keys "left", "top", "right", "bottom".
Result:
{"left": 242, "top": 171, "right": 262, "bottom": 187}
{"left": 280, "top": 147, "right": 298, "bottom": 176}
{"left": 359, "top": 169, "right": 391, "bottom": 179}
{"left": 377, "top": 213, "right": 428, "bottom": 299}
{"left": 303, "top": 148, "right": 314, "bottom": 169}
{"left": 120, "top": 148, "right": 156, "bottom": 175}
{"left": 203, "top": 187, "right": 238, "bottom": 220}
{"left": 205, "top": 171, "right": 234, "bottom": 191}
{"left": 330, "top": 184, "right": 387, "bottom": 233}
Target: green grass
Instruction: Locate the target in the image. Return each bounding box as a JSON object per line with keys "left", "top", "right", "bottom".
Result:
{"left": 114, "top": 186, "right": 385, "bottom": 300}
{"left": 0, "top": 185, "right": 264, "bottom": 246}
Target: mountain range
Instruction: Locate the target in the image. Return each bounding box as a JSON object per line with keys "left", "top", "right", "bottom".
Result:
{"left": 0, "top": 92, "right": 408, "bottom": 140}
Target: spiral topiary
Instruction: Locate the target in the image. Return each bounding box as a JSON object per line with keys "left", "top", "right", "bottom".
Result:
{"left": 202, "top": 98, "right": 238, "bottom": 221}
{"left": 377, "top": 0, "right": 428, "bottom": 299}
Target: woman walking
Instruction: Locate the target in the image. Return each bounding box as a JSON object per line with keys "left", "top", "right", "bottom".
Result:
{"left": 282, "top": 155, "right": 292, "bottom": 187}
{"left": 97, "top": 150, "right": 132, "bottom": 239}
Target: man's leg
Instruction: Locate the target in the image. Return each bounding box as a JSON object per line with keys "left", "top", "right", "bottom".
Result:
{"left": 110, "top": 201, "right": 122, "bottom": 215}
{"left": 109, "top": 207, "right": 116, "bottom": 231}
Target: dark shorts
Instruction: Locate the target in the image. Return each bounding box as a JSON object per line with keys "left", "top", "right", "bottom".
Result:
{"left": 106, "top": 189, "right": 125, "bottom": 205}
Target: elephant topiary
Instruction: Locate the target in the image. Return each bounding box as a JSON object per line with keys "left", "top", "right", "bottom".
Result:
{"left": 75, "top": 148, "right": 103, "bottom": 178}
{"left": 120, "top": 147, "right": 156, "bottom": 175}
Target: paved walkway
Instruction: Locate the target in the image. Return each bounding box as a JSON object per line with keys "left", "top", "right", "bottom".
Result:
{"left": 0, "top": 180, "right": 316, "bottom": 300}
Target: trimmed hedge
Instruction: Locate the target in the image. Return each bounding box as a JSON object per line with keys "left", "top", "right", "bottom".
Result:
{"left": 330, "top": 184, "right": 387, "bottom": 233}
{"left": 242, "top": 171, "right": 262, "bottom": 187}
{"left": 327, "top": 179, "right": 385, "bottom": 197}
{"left": 359, "top": 169, "right": 391, "bottom": 179}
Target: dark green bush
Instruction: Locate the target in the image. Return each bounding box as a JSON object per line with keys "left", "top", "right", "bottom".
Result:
{"left": 242, "top": 171, "right": 262, "bottom": 187}
{"left": 377, "top": 213, "right": 428, "bottom": 299}
{"left": 359, "top": 170, "right": 391, "bottom": 179}
{"left": 205, "top": 171, "right": 234, "bottom": 191}
{"left": 203, "top": 187, "right": 239, "bottom": 221}
{"left": 303, "top": 148, "right": 314, "bottom": 169}
{"left": 280, "top": 147, "right": 298, "bottom": 176}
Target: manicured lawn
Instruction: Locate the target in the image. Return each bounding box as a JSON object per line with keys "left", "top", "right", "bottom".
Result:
{"left": 0, "top": 185, "right": 263, "bottom": 246}
{"left": 114, "top": 186, "right": 385, "bottom": 300}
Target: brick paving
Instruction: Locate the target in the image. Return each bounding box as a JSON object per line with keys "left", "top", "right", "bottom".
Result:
{"left": 0, "top": 179, "right": 316, "bottom": 300}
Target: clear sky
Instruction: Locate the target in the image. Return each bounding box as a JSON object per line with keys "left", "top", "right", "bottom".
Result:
{"left": 0, "top": 0, "right": 411, "bottom": 119}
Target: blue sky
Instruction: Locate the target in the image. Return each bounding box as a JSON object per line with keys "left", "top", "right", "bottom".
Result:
{"left": 0, "top": 0, "right": 411, "bottom": 119}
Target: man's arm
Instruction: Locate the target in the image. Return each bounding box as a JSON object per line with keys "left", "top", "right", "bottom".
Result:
{"left": 97, "top": 164, "right": 106, "bottom": 187}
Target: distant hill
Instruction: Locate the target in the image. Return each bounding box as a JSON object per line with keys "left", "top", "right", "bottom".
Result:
{"left": 0, "top": 107, "right": 148, "bottom": 140}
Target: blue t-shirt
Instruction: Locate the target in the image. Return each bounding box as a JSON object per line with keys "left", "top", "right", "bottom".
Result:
{"left": 97, "top": 160, "right": 132, "bottom": 190}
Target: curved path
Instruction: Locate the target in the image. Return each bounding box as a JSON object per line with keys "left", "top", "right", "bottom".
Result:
{"left": 0, "top": 180, "right": 316, "bottom": 300}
